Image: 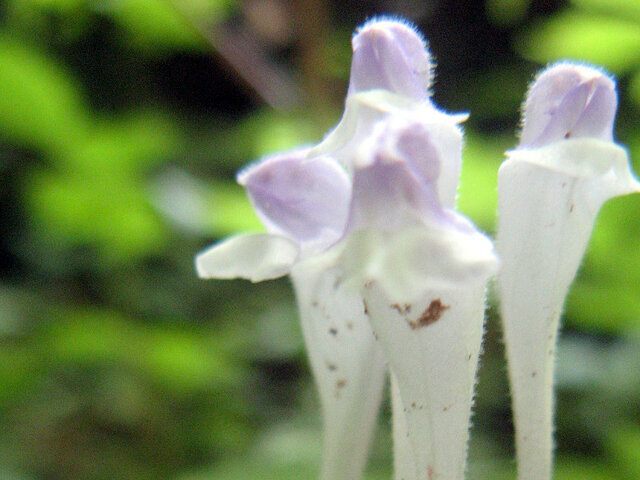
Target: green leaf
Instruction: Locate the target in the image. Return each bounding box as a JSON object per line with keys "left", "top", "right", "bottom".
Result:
{"left": 43, "top": 310, "right": 246, "bottom": 393}
{"left": 628, "top": 69, "right": 640, "bottom": 107}
{"left": 607, "top": 425, "right": 640, "bottom": 479}
{"left": 24, "top": 111, "right": 183, "bottom": 262}
{"left": 104, "top": 0, "right": 231, "bottom": 53}
{"left": 566, "top": 280, "right": 640, "bottom": 334}
{"left": 515, "top": 11, "right": 640, "bottom": 74}
{"left": 26, "top": 168, "right": 168, "bottom": 262}
{"left": 486, "top": 0, "right": 530, "bottom": 27}
{"left": 458, "top": 133, "right": 513, "bottom": 232}
{"left": 554, "top": 458, "right": 617, "bottom": 480}
{"left": 0, "top": 37, "right": 89, "bottom": 153}
{"left": 208, "top": 179, "right": 264, "bottom": 234}
{"left": 571, "top": 0, "right": 640, "bottom": 23}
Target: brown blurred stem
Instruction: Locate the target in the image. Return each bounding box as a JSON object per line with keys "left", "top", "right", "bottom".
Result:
{"left": 168, "top": 1, "right": 303, "bottom": 112}
{"left": 291, "top": 0, "right": 336, "bottom": 111}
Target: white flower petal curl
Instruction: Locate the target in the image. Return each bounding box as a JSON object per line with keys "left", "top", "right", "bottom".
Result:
{"left": 336, "top": 225, "right": 497, "bottom": 305}
{"left": 195, "top": 233, "right": 299, "bottom": 281}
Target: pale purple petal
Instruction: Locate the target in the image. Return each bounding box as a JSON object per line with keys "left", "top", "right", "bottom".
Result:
{"left": 570, "top": 83, "right": 616, "bottom": 141}
{"left": 345, "top": 119, "right": 447, "bottom": 234}
{"left": 520, "top": 63, "right": 617, "bottom": 148}
{"left": 238, "top": 149, "right": 351, "bottom": 251}
{"left": 348, "top": 19, "right": 432, "bottom": 100}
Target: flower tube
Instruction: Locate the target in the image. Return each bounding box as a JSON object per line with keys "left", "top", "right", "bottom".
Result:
{"left": 497, "top": 63, "right": 640, "bottom": 480}
{"left": 336, "top": 115, "right": 497, "bottom": 480}
{"left": 196, "top": 146, "right": 387, "bottom": 480}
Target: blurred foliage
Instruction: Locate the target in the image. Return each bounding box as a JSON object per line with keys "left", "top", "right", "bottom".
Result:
{"left": 0, "top": 0, "right": 639, "bottom": 479}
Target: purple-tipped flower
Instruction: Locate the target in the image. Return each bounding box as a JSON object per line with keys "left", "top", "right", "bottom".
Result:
{"left": 498, "top": 63, "right": 640, "bottom": 480}
{"left": 197, "top": 18, "right": 497, "bottom": 480}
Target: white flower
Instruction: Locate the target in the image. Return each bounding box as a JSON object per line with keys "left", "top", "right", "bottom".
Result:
{"left": 197, "top": 18, "right": 497, "bottom": 480}
{"left": 497, "top": 63, "right": 640, "bottom": 480}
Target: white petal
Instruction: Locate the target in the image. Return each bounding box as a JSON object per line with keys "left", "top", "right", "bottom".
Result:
{"left": 338, "top": 225, "right": 498, "bottom": 305}
{"left": 391, "top": 372, "right": 418, "bottom": 480}
{"left": 291, "top": 259, "right": 387, "bottom": 480}
{"left": 507, "top": 138, "right": 640, "bottom": 201}
{"left": 195, "top": 234, "right": 298, "bottom": 281}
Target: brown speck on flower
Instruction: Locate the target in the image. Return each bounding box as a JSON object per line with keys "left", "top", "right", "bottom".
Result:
{"left": 407, "top": 299, "right": 449, "bottom": 329}
{"left": 335, "top": 378, "right": 347, "bottom": 398}
{"left": 391, "top": 303, "right": 412, "bottom": 314}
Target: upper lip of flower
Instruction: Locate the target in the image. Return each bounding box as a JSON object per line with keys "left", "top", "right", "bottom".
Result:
{"left": 348, "top": 18, "right": 433, "bottom": 101}
{"left": 519, "top": 63, "right": 617, "bottom": 148}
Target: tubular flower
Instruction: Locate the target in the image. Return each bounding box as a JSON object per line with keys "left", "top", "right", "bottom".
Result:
{"left": 497, "top": 63, "right": 640, "bottom": 480}
{"left": 197, "top": 18, "right": 497, "bottom": 480}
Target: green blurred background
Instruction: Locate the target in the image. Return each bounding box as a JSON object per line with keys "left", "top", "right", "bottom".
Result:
{"left": 0, "top": 0, "right": 639, "bottom": 478}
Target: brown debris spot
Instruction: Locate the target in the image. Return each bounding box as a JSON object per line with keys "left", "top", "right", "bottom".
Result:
{"left": 391, "top": 303, "right": 412, "bottom": 314}
{"left": 407, "top": 299, "right": 449, "bottom": 330}
{"left": 428, "top": 465, "right": 435, "bottom": 480}
{"left": 569, "top": 203, "right": 575, "bottom": 212}
{"left": 363, "top": 300, "right": 369, "bottom": 315}
{"left": 346, "top": 322, "right": 354, "bottom": 330}
{"left": 335, "top": 378, "right": 347, "bottom": 398}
